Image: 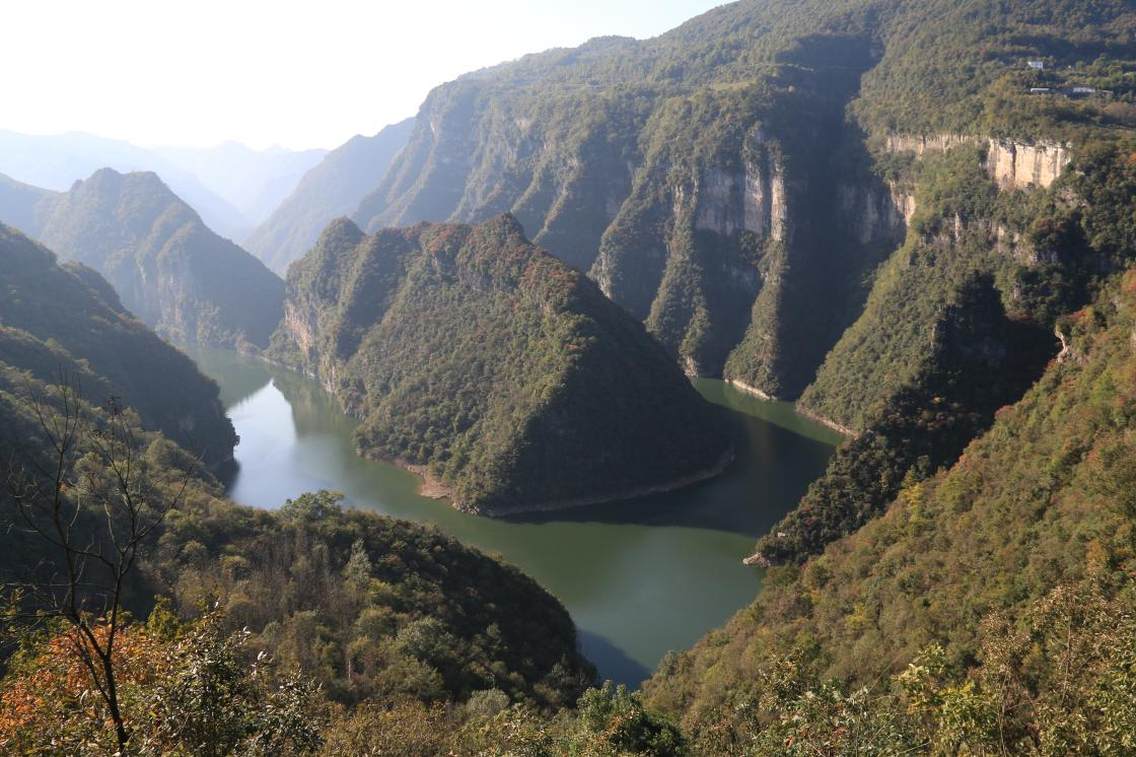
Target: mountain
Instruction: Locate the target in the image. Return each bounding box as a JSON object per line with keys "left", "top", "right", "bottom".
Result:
{"left": 4, "top": 0, "right": 1136, "bottom": 751}
{"left": 0, "top": 130, "right": 251, "bottom": 239}
{"left": 643, "top": 262, "right": 1136, "bottom": 751}
{"left": 345, "top": 0, "right": 1133, "bottom": 550}
{"left": 0, "top": 231, "right": 593, "bottom": 746}
{"left": 352, "top": 0, "right": 1133, "bottom": 391}
{"left": 269, "top": 214, "right": 730, "bottom": 515}
{"left": 0, "top": 222, "right": 236, "bottom": 464}
{"left": 8, "top": 169, "right": 285, "bottom": 350}
{"left": 0, "top": 173, "right": 54, "bottom": 235}
{"left": 152, "top": 142, "right": 327, "bottom": 227}
{"left": 323, "top": 0, "right": 1133, "bottom": 747}
{"left": 246, "top": 119, "right": 414, "bottom": 275}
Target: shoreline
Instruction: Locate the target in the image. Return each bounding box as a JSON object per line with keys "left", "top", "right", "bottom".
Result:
{"left": 387, "top": 448, "right": 737, "bottom": 517}
{"left": 726, "top": 378, "right": 773, "bottom": 401}
{"left": 478, "top": 447, "right": 738, "bottom": 516}
{"left": 793, "top": 405, "right": 858, "bottom": 438}
{"left": 726, "top": 378, "right": 857, "bottom": 439}
{"left": 404, "top": 463, "right": 451, "bottom": 500}
{"left": 263, "top": 350, "right": 741, "bottom": 515}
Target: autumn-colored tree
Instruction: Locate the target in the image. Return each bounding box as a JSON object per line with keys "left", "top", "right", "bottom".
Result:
{"left": 0, "top": 609, "right": 324, "bottom": 755}
{"left": 4, "top": 378, "right": 189, "bottom": 752}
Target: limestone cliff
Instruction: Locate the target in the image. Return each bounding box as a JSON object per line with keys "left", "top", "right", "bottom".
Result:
{"left": 884, "top": 132, "right": 1072, "bottom": 191}
{"left": 347, "top": 0, "right": 1123, "bottom": 413}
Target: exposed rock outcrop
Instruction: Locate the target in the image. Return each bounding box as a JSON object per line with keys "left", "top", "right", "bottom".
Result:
{"left": 884, "top": 132, "right": 1072, "bottom": 190}
{"left": 986, "top": 139, "right": 1071, "bottom": 190}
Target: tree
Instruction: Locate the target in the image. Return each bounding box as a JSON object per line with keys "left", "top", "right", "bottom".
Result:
{"left": 3, "top": 377, "right": 188, "bottom": 753}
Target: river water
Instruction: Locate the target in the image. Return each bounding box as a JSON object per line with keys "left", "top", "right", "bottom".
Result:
{"left": 190, "top": 348, "right": 839, "bottom": 686}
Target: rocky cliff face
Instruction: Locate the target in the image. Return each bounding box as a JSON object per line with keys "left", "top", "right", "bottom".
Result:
{"left": 354, "top": 33, "right": 900, "bottom": 395}
{"left": 271, "top": 214, "right": 730, "bottom": 515}
{"left": 885, "top": 132, "right": 1072, "bottom": 191}
{"left": 347, "top": 0, "right": 1122, "bottom": 414}
{"left": 29, "top": 169, "right": 284, "bottom": 350}
{"left": 986, "top": 139, "right": 1071, "bottom": 190}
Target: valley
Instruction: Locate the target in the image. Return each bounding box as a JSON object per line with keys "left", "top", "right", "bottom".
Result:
{"left": 190, "top": 346, "right": 839, "bottom": 686}
{"left": 1, "top": 0, "right": 1134, "bottom": 752}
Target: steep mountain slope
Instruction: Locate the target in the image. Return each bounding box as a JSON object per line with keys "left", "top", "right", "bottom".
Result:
{"left": 352, "top": 0, "right": 1133, "bottom": 394}
{"left": 18, "top": 169, "right": 285, "bottom": 350}
{"left": 247, "top": 119, "right": 414, "bottom": 274}
{"left": 747, "top": 138, "right": 1135, "bottom": 562}
{"left": 153, "top": 142, "right": 327, "bottom": 226}
{"left": 0, "top": 130, "right": 251, "bottom": 239}
{"left": 643, "top": 263, "right": 1136, "bottom": 750}
{"left": 269, "top": 214, "right": 730, "bottom": 515}
{"left": 0, "top": 222, "right": 235, "bottom": 463}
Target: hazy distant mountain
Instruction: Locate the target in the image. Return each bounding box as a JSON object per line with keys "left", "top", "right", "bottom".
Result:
{"left": 7, "top": 168, "right": 285, "bottom": 350}
{"left": 0, "top": 130, "right": 252, "bottom": 239}
{"left": 0, "top": 172, "right": 55, "bottom": 236}
{"left": 245, "top": 119, "right": 413, "bottom": 274}
{"left": 153, "top": 142, "right": 327, "bottom": 227}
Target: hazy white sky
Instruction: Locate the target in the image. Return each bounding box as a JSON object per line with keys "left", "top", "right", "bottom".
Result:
{"left": 4, "top": 0, "right": 726, "bottom": 151}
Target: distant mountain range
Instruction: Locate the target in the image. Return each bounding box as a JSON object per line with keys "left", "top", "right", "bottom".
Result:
{"left": 0, "top": 168, "right": 283, "bottom": 350}
{"left": 246, "top": 119, "right": 414, "bottom": 274}
{"left": 0, "top": 130, "right": 325, "bottom": 239}
{"left": 151, "top": 141, "right": 326, "bottom": 227}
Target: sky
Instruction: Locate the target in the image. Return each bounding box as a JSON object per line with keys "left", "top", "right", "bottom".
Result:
{"left": 4, "top": 0, "right": 726, "bottom": 152}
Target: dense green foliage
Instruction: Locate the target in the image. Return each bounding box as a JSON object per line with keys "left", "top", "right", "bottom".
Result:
{"left": 271, "top": 214, "right": 729, "bottom": 514}
{"left": 4, "top": 2, "right": 1136, "bottom": 752}
{"left": 318, "top": 681, "right": 685, "bottom": 756}
{"left": 1, "top": 609, "right": 325, "bottom": 755}
{"left": 0, "top": 168, "right": 285, "bottom": 350}
{"left": 247, "top": 119, "right": 414, "bottom": 275}
{"left": 644, "top": 265, "right": 1136, "bottom": 750}
{"left": 0, "top": 354, "right": 594, "bottom": 751}
{"left": 0, "top": 223, "right": 236, "bottom": 462}
{"left": 160, "top": 491, "right": 594, "bottom": 709}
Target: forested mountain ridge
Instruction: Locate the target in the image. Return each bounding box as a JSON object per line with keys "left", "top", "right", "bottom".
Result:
{"left": 342, "top": 0, "right": 1135, "bottom": 572}
{"left": 0, "top": 222, "right": 236, "bottom": 464}
{"left": 0, "top": 168, "right": 285, "bottom": 350}
{"left": 749, "top": 137, "right": 1136, "bottom": 567}
{"left": 270, "top": 213, "right": 730, "bottom": 515}
{"left": 2, "top": 0, "right": 1136, "bottom": 752}
{"left": 353, "top": 0, "right": 1134, "bottom": 392}
{"left": 247, "top": 118, "right": 415, "bottom": 275}
{"left": 643, "top": 262, "right": 1136, "bottom": 753}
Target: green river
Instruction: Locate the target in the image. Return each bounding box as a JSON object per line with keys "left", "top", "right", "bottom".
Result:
{"left": 190, "top": 348, "right": 840, "bottom": 687}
